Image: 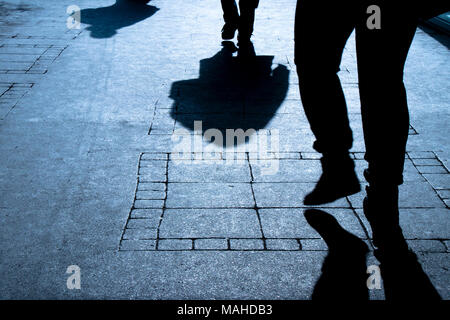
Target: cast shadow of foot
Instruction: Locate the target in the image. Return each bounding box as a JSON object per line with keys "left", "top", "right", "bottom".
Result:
{"left": 304, "top": 209, "right": 369, "bottom": 300}
{"left": 169, "top": 41, "right": 289, "bottom": 147}
{"left": 80, "top": 0, "right": 159, "bottom": 38}
{"left": 305, "top": 209, "right": 442, "bottom": 301}
{"left": 373, "top": 236, "right": 442, "bottom": 301}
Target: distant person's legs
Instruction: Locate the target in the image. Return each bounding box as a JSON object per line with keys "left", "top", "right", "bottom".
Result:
{"left": 237, "top": 0, "right": 259, "bottom": 44}
{"left": 295, "top": 0, "right": 360, "bottom": 205}
{"left": 221, "top": 0, "right": 239, "bottom": 40}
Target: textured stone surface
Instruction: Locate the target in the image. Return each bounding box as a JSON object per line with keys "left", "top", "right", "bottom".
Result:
{"left": 0, "top": 0, "right": 448, "bottom": 300}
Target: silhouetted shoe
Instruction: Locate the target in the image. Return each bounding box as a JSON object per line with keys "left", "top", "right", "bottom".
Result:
{"left": 362, "top": 185, "right": 408, "bottom": 251}
{"left": 303, "top": 156, "right": 360, "bottom": 205}
{"left": 222, "top": 23, "right": 238, "bottom": 40}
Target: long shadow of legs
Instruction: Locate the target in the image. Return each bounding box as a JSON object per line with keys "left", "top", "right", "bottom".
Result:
{"left": 304, "top": 209, "right": 369, "bottom": 300}
{"left": 80, "top": 0, "right": 159, "bottom": 38}
{"left": 169, "top": 42, "right": 289, "bottom": 147}
{"left": 377, "top": 249, "right": 442, "bottom": 301}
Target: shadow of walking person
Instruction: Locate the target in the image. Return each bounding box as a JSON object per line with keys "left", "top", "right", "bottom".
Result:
{"left": 372, "top": 233, "right": 442, "bottom": 301}
{"left": 304, "top": 209, "right": 369, "bottom": 300}
{"left": 80, "top": 0, "right": 159, "bottom": 38}
{"left": 169, "top": 41, "right": 289, "bottom": 147}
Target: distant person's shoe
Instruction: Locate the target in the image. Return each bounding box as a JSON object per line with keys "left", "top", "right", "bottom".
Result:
{"left": 222, "top": 23, "right": 238, "bottom": 40}
{"left": 304, "top": 155, "right": 360, "bottom": 205}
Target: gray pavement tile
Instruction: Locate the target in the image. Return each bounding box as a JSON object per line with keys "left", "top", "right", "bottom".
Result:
{"left": 130, "top": 209, "right": 163, "bottom": 219}
{"left": 133, "top": 199, "right": 165, "bottom": 209}
{"left": 126, "top": 218, "right": 159, "bottom": 230}
{"left": 141, "top": 153, "right": 167, "bottom": 160}
{"left": 300, "top": 239, "right": 328, "bottom": 251}
{"left": 138, "top": 162, "right": 167, "bottom": 180}
{"left": 137, "top": 182, "right": 166, "bottom": 192}
{"left": 168, "top": 160, "right": 251, "bottom": 182}
{"left": 259, "top": 208, "right": 367, "bottom": 239}
{"left": 253, "top": 183, "right": 351, "bottom": 208}
{"left": 266, "top": 239, "right": 300, "bottom": 251}
{"left": 158, "top": 239, "right": 193, "bottom": 250}
{"left": 166, "top": 182, "right": 254, "bottom": 208}
{"left": 123, "top": 228, "right": 158, "bottom": 240}
{"left": 436, "top": 189, "right": 450, "bottom": 199}
{"left": 444, "top": 199, "right": 450, "bottom": 208}
{"left": 139, "top": 161, "right": 167, "bottom": 171}
{"left": 159, "top": 209, "right": 261, "bottom": 238}
{"left": 348, "top": 181, "right": 445, "bottom": 208}
{"left": 423, "top": 174, "right": 450, "bottom": 190}
{"left": 408, "top": 151, "right": 436, "bottom": 159}
{"left": 230, "top": 239, "right": 265, "bottom": 250}
{"left": 411, "top": 158, "right": 441, "bottom": 166}
{"left": 135, "top": 190, "right": 165, "bottom": 200}
{"left": 356, "top": 208, "right": 450, "bottom": 239}
{"left": 194, "top": 238, "right": 228, "bottom": 250}
{"left": 120, "top": 240, "right": 156, "bottom": 251}
{"left": 416, "top": 165, "right": 448, "bottom": 174}
{"left": 407, "top": 240, "right": 447, "bottom": 253}
{"left": 445, "top": 241, "right": 450, "bottom": 253}
{"left": 250, "top": 159, "right": 321, "bottom": 183}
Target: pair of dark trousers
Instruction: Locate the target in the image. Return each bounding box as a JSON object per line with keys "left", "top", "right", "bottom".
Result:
{"left": 295, "top": 0, "right": 425, "bottom": 185}
{"left": 221, "top": 0, "right": 259, "bottom": 39}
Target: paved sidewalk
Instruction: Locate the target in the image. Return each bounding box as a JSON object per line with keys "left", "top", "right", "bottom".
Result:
{"left": 0, "top": 0, "right": 448, "bottom": 299}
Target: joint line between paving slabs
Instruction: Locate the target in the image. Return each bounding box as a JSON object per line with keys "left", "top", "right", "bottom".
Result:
{"left": 155, "top": 153, "right": 170, "bottom": 250}
{"left": 118, "top": 153, "right": 142, "bottom": 251}
{"left": 407, "top": 151, "right": 449, "bottom": 208}
{"left": 346, "top": 196, "right": 374, "bottom": 250}
{"left": 246, "top": 152, "right": 267, "bottom": 249}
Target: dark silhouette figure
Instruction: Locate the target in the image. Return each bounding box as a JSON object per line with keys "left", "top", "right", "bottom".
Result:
{"left": 80, "top": 0, "right": 159, "bottom": 38}
{"left": 295, "top": 0, "right": 449, "bottom": 258}
{"left": 221, "top": 0, "right": 259, "bottom": 42}
{"left": 169, "top": 42, "right": 289, "bottom": 146}
{"left": 304, "top": 209, "right": 369, "bottom": 300}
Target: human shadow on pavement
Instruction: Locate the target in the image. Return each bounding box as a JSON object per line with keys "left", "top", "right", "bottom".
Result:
{"left": 372, "top": 228, "right": 442, "bottom": 301}
{"left": 169, "top": 41, "right": 289, "bottom": 147}
{"left": 305, "top": 208, "right": 442, "bottom": 301}
{"left": 304, "top": 209, "right": 369, "bottom": 300}
{"left": 80, "top": 0, "right": 159, "bottom": 38}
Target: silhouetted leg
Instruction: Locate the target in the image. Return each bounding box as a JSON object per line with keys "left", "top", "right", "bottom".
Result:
{"left": 295, "top": 0, "right": 355, "bottom": 156}
{"left": 295, "top": 0, "right": 360, "bottom": 205}
{"left": 356, "top": 1, "right": 416, "bottom": 250}
{"left": 237, "top": 0, "right": 259, "bottom": 43}
{"left": 221, "top": 0, "right": 239, "bottom": 24}
{"left": 357, "top": 2, "right": 443, "bottom": 300}
{"left": 221, "top": 0, "right": 239, "bottom": 39}
{"left": 356, "top": 1, "right": 416, "bottom": 187}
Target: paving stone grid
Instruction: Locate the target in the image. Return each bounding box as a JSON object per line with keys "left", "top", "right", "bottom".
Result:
{"left": 119, "top": 151, "right": 450, "bottom": 252}
{"left": 0, "top": 2, "right": 82, "bottom": 120}
{"left": 0, "top": 43, "right": 68, "bottom": 119}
